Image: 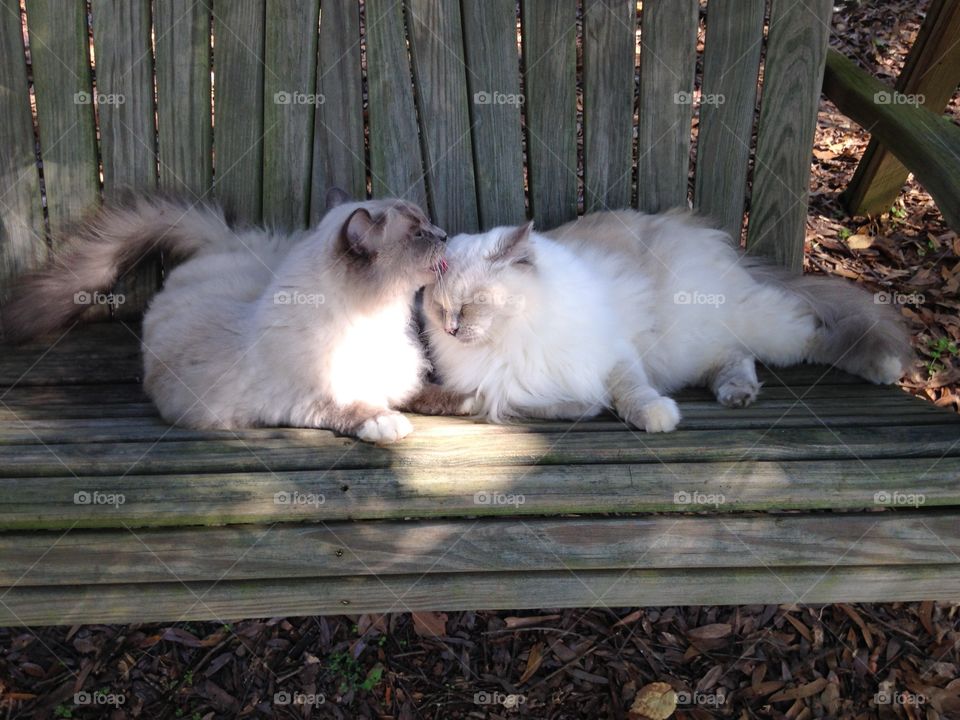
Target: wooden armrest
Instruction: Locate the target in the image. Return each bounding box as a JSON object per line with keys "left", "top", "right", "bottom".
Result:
{"left": 822, "top": 49, "right": 960, "bottom": 232}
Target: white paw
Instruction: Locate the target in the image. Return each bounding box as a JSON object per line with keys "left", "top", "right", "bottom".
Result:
{"left": 640, "top": 397, "right": 680, "bottom": 433}
{"left": 716, "top": 379, "right": 761, "bottom": 408}
{"left": 357, "top": 412, "right": 413, "bottom": 444}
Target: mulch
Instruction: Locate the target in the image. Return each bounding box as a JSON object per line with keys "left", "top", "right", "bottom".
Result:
{"left": 2, "top": 1, "right": 959, "bottom": 718}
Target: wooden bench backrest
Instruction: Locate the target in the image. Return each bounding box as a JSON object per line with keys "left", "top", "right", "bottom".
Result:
{"left": 0, "top": 0, "right": 833, "bottom": 312}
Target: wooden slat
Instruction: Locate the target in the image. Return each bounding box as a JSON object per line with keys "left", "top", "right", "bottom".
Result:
{"left": 2, "top": 456, "right": 959, "bottom": 530}
{"left": 636, "top": 0, "right": 699, "bottom": 213}
{"left": 4, "top": 512, "right": 957, "bottom": 585}
{"left": 823, "top": 49, "right": 960, "bottom": 234}
{"left": 0, "top": 0, "right": 45, "bottom": 300}
{"left": 2, "top": 423, "right": 959, "bottom": 478}
{"left": 522, "top": 0, "right": 577, "bottom": 229}
{"left": 745, "top": 0, "right": 832, "bottom": 271}
{"left": 212, "top": 0, "right": 265, "bottom": 223}
{"left": 583, "top": 0, "right": 636, "bottom": 212}
{"left": 693, "top": 0, "right": 764, "bottom": 239}
{"left": 365, "top": 0, "right": 427, "bottom": 206}
{"left": 262, "top": 0, "right": 320, "bottom": 230}
{"left": 155, "top": 0, "right": 212, "bottom": 197}
{"left": 91, "top": 0, "right": 159, "bottom": 314}
{"left": 23, "top": 0, "right": 99, "bottom": 237}
{"left": 844, "top": 0, "right": 960, "bottom": 217}
{"left": 309, "top": 0, "right": 364, "bottom": 221}
{"left": 0, "top": 397, "right": 947, "bottom": 441}
{"left": 406, "top": 0, "right": 478, "bottom": 233}
{"left": 459, "top": 0, "right": 525, "bottom": 228}
{"left": 3, "top": 564, "right": 960, "bottom": 625}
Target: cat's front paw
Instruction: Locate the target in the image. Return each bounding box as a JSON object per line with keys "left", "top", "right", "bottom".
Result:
{"left": 621, "top": 396, "right": 680, "bottom": 433}
{"left": 716, "top": 378, "right": 760, "bottom": 408}
{"left": 641, "top": 397, "right": 680, "bottom": 432}
{"left": 356, "top": 412, "right": 413, "bottom": 444}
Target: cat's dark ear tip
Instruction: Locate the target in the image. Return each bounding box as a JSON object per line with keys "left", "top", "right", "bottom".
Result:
{"left": 325, "top": 187, "right": 353, "bottom": 211}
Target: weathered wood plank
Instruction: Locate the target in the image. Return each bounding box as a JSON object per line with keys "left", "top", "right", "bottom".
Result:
{"left": 844, "top": 0, "right": 960, "bottom": 217}
{"left": 745, "top": 0, "right": 832, "bottom": 270}
{"left": 91, "top": 0, "right": 159, "bottom": 313}
{"left": 23, "top": 0, "right": 99, "bottom": 237}
{"left": 2, "top": 424, "right": 958, "bottom": 478}
{"left": 365, "top": 0, "right": 427, "bottom": 206}
{"left": 3, "top": 456, "right": 958, "bottom": 530}
{"left": 406, "top": 0, "right": 478, "bottom": 233}
{"left": 155, "top": 0, "right": 213, "bottom": 197}
{"left": 459, "top": 0, "right": 525, "bottom": 228}
{"left": 636, "top": 0, "right": 698, "bottom": 213}
{"left": 407, "top": 0, "right": 480, "bottom": 235}
{"left": 0, "top": 0, "right": 45, "bottom": 300}
{"left": 522, "top": 0, "right": 577, "bottom": 228}
{"left": 583, "top": 0, "right": 636, "bottom": 212}
{"left": 4, "top": 511, "right": 957, "bottom": 585}
{"left": 212, "top": 0, "right": 265, "bottom": 223}
{"left": 693, "top": 0, "right": 764, "bottom": 238}
{"left": 823, "top": 49, "right": 960, "bottom": 234}
{"left": 4, "top": 564, "right": 960, "bottom": 625}
{"left": 262, "top": 0, "right": 320, "bottom": 230}
{"left": 0, "top": 396, "right": 946, "bottom": 441}
{"left": 309, "top": 0, "right": 364, "bottom": 221}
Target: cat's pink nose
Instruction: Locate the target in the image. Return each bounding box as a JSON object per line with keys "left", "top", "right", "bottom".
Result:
{"left": 446, "top": 325, "right": 459, "bottom": 336}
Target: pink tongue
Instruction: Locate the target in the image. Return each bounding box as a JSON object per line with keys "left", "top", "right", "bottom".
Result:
{"left": 435, "top": 257, "right": 448, "bottom": 274}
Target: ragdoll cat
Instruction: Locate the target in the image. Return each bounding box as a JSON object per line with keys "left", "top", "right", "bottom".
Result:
{"left": 2, "top": 189, "right": 467, "bottom": 442}
{"left": 422, "top": 210, "right": 912, "bottom": 432}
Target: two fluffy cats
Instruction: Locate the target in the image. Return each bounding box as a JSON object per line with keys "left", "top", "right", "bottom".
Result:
{"left": 3, "top": 195, "right": 910, "bottom": 440}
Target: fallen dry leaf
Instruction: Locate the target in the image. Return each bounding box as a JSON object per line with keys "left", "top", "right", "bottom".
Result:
{"left": 628, "top": 681, "right": 677, "bottom": 720}
{"left": 411, "top": 611, "right": 448, "bottom": 638}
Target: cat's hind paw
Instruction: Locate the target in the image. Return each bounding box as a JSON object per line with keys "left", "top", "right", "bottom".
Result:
{"left": 357, "top": 412, "right": 413, "bottom": 444}
{"left": 716, "top": 378, "right": 761, "bottom": 408}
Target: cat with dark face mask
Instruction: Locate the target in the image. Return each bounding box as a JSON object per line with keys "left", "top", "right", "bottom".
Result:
{"left": 2, "top": 189, "right": 465, "bottom": 443}
{"left": 423, "top": 210, "right": 912, "bottom": 432}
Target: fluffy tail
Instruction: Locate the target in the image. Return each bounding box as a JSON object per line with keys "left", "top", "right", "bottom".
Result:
{"left": 1, "top": 196, "right": 232, "bottom": 343}
{"left": 745, "top": 259, "right": 913, "bottom": 384}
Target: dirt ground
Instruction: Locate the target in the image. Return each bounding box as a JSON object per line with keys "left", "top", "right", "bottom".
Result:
{"left": 2, "top": 1, "right": 959, "bottom": 719}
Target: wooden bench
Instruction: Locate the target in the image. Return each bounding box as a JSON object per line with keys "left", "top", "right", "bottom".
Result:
{"left": 1, "top": 0, "right": 959, "bottom": 626}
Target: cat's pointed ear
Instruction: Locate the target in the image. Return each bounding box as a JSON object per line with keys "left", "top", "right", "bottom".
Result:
{"left": 489, "top": 221, "right": 535, "bottom": 266}
{"left": 339, "top": 208, "right": 378, "bottom": 259}
{"left": 325, "top": 186, "right": 354, "bottom": 211}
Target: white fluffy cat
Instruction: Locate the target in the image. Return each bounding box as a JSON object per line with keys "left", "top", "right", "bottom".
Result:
{"left": 423, "top": 210, "right": 912, "bottom": 432}
{"left": 3, "top": 190, "right": 467, "bottom": 442}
